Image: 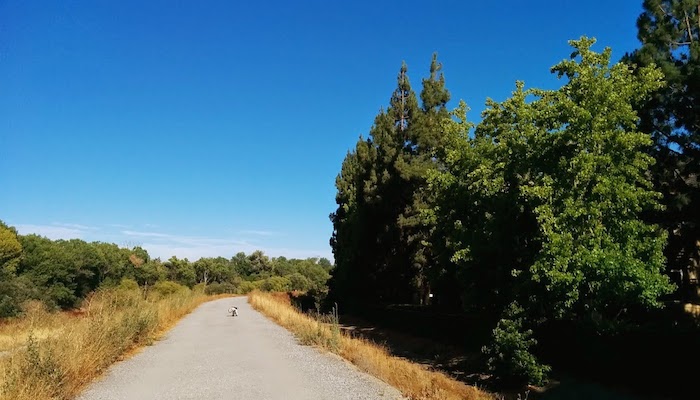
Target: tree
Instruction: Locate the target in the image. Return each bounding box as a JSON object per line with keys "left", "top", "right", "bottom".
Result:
{"left": 0, "top": 221, "right": 32, "bottom": 317}
{"left": 287, "top": 272, "right": 312, "bottom": 291}
{"left": 247, "top": 250, "right": 272, "bottom": 277}
{"left": 193, "top": 257, "right": 232, "bottom": 285}
{"left": 434, "top": 37, "right": 674, "bottom": 322}
{"left": 0, "top": 221, "right": 22, "bottom": 279}
{"left": 330, "top": 57, "right": 452, "bottom": 306}
{"left": 231, "top": 252, "right": 252, "bottom": 277}
{"left": 260, "top": 276, "right": 291, "bottom": 292}
{"left": 625, "top": 0, "right": 700, "bottom": 300}
{"left": 317, "top": 257, "right": 333, "bottom": 271}
{"left": 525, "top": 38, "right": 674, "bottom": 319}
{"left": 164, "top": 256, "right": 196, "bottom": 287}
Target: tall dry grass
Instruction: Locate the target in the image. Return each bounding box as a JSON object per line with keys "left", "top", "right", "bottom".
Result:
{"left": 249, "top": 291, "right": 491, "bottom": 400}
{"left": 0, "top": 286, "right": 230, "bottom": 400}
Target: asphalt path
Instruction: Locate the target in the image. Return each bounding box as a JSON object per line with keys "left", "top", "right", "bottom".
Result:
{"left": 77, "top": 296, "right": 403, "bottom": 400}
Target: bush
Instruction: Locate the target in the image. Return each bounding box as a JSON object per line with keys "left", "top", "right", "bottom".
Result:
{"left": 204, "top": 282, "right": 238, "bottom": 295}
{"left": 150, "top": 281, "right": 189, "bottom": 298}
{"left": 117, "top": 278, "right": 139, "bottom": 292}
{"left": 0, "top": 277, "right": 38, "bottom": 318}
{"left": 238, "top": 280, "right": 260, "bottom": 294}
{"left": 260, "top": 276, "right": 291, "bottom": 292}
{"left": 192, "top": 283, "right": 206, "bottom": 294}
{"left": 482, "top": 303, "right": 550, "bottom": 387}
{"left": 287, "top": 273, "right": 312, "bottom": 291}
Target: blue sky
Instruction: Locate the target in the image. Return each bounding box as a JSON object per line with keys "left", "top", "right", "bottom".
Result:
{"left": 1, "top": 1, "right": 644, "bottom": 261}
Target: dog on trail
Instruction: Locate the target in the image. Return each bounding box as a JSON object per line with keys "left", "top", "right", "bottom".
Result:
{"left": 228, "top": 306, "right": 238, "bottom": 317}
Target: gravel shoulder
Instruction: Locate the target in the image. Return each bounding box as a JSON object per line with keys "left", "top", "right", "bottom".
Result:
{"left": 77, "top": 296, "right": 404, "bottom": 400}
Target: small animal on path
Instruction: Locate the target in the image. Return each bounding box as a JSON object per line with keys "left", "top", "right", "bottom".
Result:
{"left": 228, "top": 306, "right": 238, "bottom": 317}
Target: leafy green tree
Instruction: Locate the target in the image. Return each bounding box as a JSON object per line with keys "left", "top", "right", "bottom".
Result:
{"left": 164, "top": 256, "right": 196, "bottom": 287}
{"left": 430, "top": 37, "right": 675, "bottom": 385}
{"left": 260, "top": 276, "right": 291, "bottom": 292}
{"left": 434, "top": 37, "right": 674, "bottom": 321}
{"left": 625, "top": 0, "right": 700, "bottom": 300}
{"left": 247, "top": 250, "right": 272, "bottom": 277}
{"left": 0, "top": 222, "right": 34, "bottom": 317}
{"left": 296, "top": 259, "right": 331, "bottom": 292}
{"left": 134, "top": 259, "right": 166, "bottom": 286}
{"left": 0, "top": 221, "right": 22, "bottom": 278}
{"left": 231, "top": 252, "right": 252, "bottom": 277}
{"left": 193, "top": 257, "right": 232, "bottom": 284}
{"left": 91, "top": 242, "right": 131, "bottom": 286}
{"left": 271, "top": 256, "right": 295, "bottom": 276}
{"left": 527, "top": 37, "right": 674, "bottom": 319}
{"left": 287, "top": 272, "right": 312, "bottom": 291}
{"left": 16, "top": 236, "right": 102, "bottom": 308}
{"left": 317, "top": 257, "right": 333, "bottom": 271}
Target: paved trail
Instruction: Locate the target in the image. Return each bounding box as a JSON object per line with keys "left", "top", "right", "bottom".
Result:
{"left": 77, "top": 296, "right": 403, "bottom": 400}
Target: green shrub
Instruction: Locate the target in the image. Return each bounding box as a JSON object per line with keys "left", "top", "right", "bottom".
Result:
{"left": 260, "top": 276, "right": 291, "bottom": 292}
{"left": 192, "top": 283, "right": 206, "bottom": 294}
{"left": 117, "top": 278, "right": 139, "bottom": 292}
{"left": 238, "top": 281, "right": 260, "bottom": 294}
{"left": 150, "top": 281, "right": 189, "bottom": 298}
{"left": 287, "top": 273, "right": 312, "bottom": 291}
{"left": 0, "top": 277, "right": 38, "bottom": 318}
{"left": 482, "top": 303, "right": 550, "bottom": 386}
{"left": 204, "top": 282, "right": 238, "bottom": 295}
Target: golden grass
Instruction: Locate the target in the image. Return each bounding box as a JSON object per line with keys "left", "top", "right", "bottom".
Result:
{"left": 248, "top": 291, "right": 491, "bottom": 400}
{"left": 0, "top": 287, "right": 233, "bottom": 400}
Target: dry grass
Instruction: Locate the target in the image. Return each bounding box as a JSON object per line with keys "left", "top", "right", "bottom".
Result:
{"left": 0, "top": 301, "right": 70, "bottom": 354}
{"left": 249, "top": 291, "right": 492, "bottom": 400}
{"left": 0, "top": 287, "right": 232, "bottom": 400}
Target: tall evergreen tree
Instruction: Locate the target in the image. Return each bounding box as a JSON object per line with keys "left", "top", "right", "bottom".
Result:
{"left": 626, "top": 0, "right": 700, "bottom": 300}
{"left": 330, "top": 59, "right": 451, "bottom": 306}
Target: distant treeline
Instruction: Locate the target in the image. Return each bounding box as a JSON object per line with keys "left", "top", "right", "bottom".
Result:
{"left": 0, "top": 220, "right": 332, "bottom": 317}
{"left": 329, "top": 0, "right": 700, "bottom": 387}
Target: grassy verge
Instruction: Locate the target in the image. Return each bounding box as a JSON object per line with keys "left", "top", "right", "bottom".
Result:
{"left": 249, "top": 291, "right": 491, "bottom": 400}
{"left": 0, "top": 286, "right": 231, "bottom": 400}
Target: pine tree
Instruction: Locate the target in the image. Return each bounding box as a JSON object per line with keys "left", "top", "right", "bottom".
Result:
{"left": 626, "top": 0, "right": 700, "bottom": 300}
{"left": 331, "top": 60, "right": 447, "bottom": 306}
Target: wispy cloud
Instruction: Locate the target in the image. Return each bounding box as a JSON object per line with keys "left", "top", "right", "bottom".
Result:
{"left": 14, "top": 224, "right": 85, "bottom": 240}
{"left": 52, "top": 222, "right": 98, "bottom": 230}
{"left": 108, "top": 223, "right": 131, "bottom": 229}
{"left": 121, "top": 230, "right": 327, "bottom": 260}
{"left": 122, "top": 230, "right": 172, "bottom": 239}
{"left": 10, "top": 224, "right": 330, "bottom": 261}
{"left": 238, "top": 230, "right": 279, "bottom": 236}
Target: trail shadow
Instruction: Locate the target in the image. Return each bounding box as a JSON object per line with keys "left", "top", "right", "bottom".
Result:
{"left": 339, "top": 313, "right": 490, "bottom": 389}
{"left": 337, "top": 312, "right": 671, "bottom": 400}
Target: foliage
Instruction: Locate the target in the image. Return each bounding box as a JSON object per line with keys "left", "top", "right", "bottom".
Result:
{"left": 150, "top": 281, "right": 189, "bottom": 298}
{"left": 117, "top": 278, "right": 140, "bottom": 291}
{"left": 287, "top": 272, "right": 313, "bottom": 291}
{"left": 260, "top": 276, "right": 291, "bottom": 292}
{"left": 329, "top": 36, "right": 677, "bottom": 386}
{"left": 330, "top": 54, "right": 451, "bottom": 306}
{"left": 238, "top": 280, "right": 260, "bottom": 294}
{"left": 204, "top": 282, "right": 238, "bottom": 295}
{"left": 482, "top": 303, "right": 550, "bottom": 386}
{"left": 430, "top": 37, "right": 674, "bottom": 325}
{"left": 625, "top": 0, "right": 700, "bottom": 300}
{"left": 0, "top": 222, "right": 22, "bottom": 279}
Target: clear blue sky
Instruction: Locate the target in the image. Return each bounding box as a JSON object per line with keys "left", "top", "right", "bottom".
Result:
{"left": 1, "top": 1, "right": 644, "bottom": 261}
